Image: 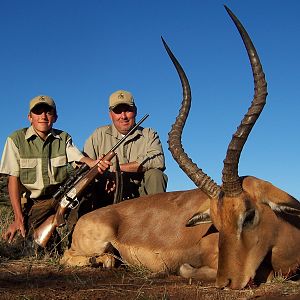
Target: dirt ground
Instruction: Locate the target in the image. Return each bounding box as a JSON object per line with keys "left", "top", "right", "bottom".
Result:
{"left": 1, "top": 259, "right": 300, "bottom": 300}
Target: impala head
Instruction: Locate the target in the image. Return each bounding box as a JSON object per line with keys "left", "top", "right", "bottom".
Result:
{"left": 163, "top": 5, "right": 299, "bottom": 289}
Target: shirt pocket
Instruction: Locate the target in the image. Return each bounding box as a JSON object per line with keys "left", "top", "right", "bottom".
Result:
{"left": 51, "top": 156, "right": 68, "bottom": 184}
{"left": 20, "top": 158, "right": 37, "bottom": 184}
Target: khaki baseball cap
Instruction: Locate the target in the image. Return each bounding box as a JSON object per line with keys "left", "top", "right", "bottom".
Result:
{"left": 29, "top": 95, "right": 56, "bottom": 112}
{"left": 109, "top": 90, "right": 135, "bottom": 109}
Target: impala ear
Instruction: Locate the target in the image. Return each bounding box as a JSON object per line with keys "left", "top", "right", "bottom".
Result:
{"left": 263, "top": 200, "right": 300, "bottom": 216}
{"left": 186, "top": 209, "right": 212, "bottom": 227}
{"left": 243, "top": 177, "right": 300, "bottom": 216}
{"left": 263, "top": 199, "right": 300, "bottom": 230}
{"left": 260, "top": 182, "right": 300, "bottom": 216}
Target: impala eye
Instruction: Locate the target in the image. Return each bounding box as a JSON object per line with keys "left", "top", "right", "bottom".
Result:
{"left": 243, "top": 209, "right": 256, "bottom": 228}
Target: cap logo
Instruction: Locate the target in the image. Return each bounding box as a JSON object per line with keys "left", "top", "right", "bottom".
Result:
{"left": 118, "top": 93, "right": 125, "bottom": 99}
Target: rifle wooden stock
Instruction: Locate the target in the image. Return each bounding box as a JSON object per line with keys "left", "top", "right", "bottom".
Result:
{"left": 33, "top": 205, "right": 66, "bottom": 248}
{"left": 33, "top": 114, "right": 149, "bottom": 248}
{"left": 33, "top": 152, "right": 116, "bottom": 247}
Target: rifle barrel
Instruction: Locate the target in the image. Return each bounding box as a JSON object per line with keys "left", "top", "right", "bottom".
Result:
{"left": 33, "top": 113, "right": 149, "bottom": 248}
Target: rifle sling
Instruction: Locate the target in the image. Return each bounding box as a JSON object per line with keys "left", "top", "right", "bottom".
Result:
{"left": 113, "top": 155, "right": 123, "bottom": 204}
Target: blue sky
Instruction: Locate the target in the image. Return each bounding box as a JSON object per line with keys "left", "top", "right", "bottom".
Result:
{"left": 0, "top": 0, "right": 299, "bottom": 199}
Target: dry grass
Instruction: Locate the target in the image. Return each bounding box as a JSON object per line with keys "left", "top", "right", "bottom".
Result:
{"left": 0, "top": 205, "right": 63, "bottom": 264}
{"left": 0, "top": 206, "right": 13, "bottom": 237}
{"left": 1, "top": 190, "right": 300, "bottom": 299}
{"left": 1, "top": 258, "right": 300, "bottom": 300}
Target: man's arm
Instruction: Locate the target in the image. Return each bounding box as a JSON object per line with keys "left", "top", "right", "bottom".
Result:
{"left": 119, "top": 161, "right": 144, "bottom": 173}
{"left": 79, "top": 156, "right": 98, "bottom": 169}
{"left": 93, "top": 127, "right": 165, "bottom": 173}
{"left": 97, "top": 160, "right": 143, "bottom": 173}
{"left": 134, "top": 128, "right": 165, "bottom": 171}
{"left": 3, "top": 175, "right": 26, "bottom": 242}
{"left": 65, "top": 136, "right": 101, "bottom": 170}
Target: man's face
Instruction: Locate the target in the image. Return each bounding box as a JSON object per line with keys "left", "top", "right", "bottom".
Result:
{"left": 28, "top": 104, "right": 57, "bottom": 137}
{"left": 109, "top": 104, "right": 136, "bottom": 135}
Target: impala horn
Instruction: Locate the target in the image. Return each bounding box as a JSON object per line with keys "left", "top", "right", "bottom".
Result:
{"left": 221, "top": 6, "right": 268, "bottom": 197}
{"left": 162, "top": 36, "right": 221, "bottom": 199}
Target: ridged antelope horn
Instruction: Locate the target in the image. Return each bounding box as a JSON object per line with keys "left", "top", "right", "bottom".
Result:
{"left": 162, "top": 36, "right": 221, "bottom": 199}
{"left": 222, "top": 6, "right": 268, "bottom": 197}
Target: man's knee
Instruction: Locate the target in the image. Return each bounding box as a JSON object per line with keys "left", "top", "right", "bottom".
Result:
{"left": 142, "top": 169, "right": 168, "bottom": 195}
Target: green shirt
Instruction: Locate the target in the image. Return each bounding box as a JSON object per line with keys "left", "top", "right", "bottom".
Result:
{"left": 0, "top": 126, "right": 84, "bottom": 199}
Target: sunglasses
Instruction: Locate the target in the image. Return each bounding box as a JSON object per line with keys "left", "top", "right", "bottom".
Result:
{"left": 31, "top": 105, "right": 56, "bottom": 116}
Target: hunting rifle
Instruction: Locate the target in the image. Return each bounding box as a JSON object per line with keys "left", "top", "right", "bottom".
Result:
{"left": 33, "top": 114, "right": 149, "bottom": 247}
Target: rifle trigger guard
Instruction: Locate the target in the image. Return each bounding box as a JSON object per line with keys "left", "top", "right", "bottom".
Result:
{"left": 69, "top": 198, "right": 79, "bottom": 209}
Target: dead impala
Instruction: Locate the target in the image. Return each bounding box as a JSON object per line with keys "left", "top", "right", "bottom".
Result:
{"left": 180, "top": 6, "right": 300, "bottom": 289}
{"left": 61, "top": 6, "right": 300, "bottom": 289}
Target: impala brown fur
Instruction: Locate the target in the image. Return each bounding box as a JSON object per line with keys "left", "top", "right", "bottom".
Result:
{"left": 213, "top": 177, "right": 300, "bottom": 289}
{"left": 180, "top": 6, "right": 300, "bottom": 289}
{"left": 61, "top": 189, "right": 218, "bottom": 281}
{"left": 61, "top": 5, "right": 300, "bottom": 290}
{"left": 184, "top": 176, "right": 300, "bottom": 289}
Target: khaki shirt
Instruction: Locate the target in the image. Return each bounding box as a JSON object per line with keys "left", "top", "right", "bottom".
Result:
{"left": 84, "top": 124, "right": 165, "bottom": 171}
{"left": 0, "top": 126, "right": 84, "bottom": 199}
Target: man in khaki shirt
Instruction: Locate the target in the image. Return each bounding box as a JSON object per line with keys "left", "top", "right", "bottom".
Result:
{"left": 83, "top": 90, "right": 167, "bottom": 207}
{"left": 0, "top": 95, "right": 96, "bottom": 245}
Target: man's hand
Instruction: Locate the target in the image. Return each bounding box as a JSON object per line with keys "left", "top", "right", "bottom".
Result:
{"left": 97, "top": 154, "right": 112, "bottom": 174}
{"left": 2, "top": 217, "right": 26, "bottom": 243}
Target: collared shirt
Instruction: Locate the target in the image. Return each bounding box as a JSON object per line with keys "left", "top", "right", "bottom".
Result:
{"left": 0, "top": 126, "right": 84, "bottom": 199}
{"left": 83, "top": 124, "right": 165, "bottom": 171}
